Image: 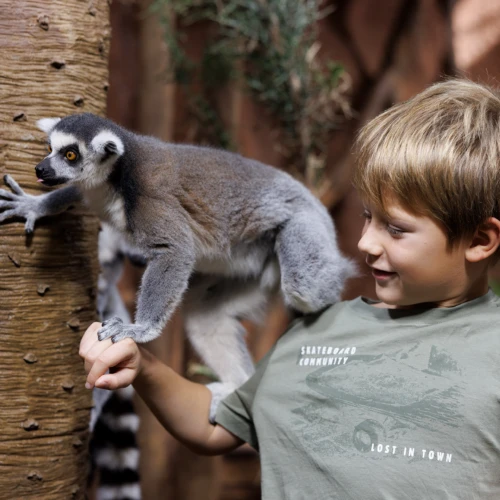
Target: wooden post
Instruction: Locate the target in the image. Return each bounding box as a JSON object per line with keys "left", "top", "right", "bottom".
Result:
{"left": 0, "top": 1, "right": 109, "bottom": 498}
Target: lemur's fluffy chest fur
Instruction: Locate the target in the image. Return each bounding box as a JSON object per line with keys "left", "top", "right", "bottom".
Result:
{"left": 84, "top": 185, "right": 128, "bottom": 232}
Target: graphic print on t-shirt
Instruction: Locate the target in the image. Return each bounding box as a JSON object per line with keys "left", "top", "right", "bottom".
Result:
{"left": 291, "top": 344, "right": 464, "bottom": 464}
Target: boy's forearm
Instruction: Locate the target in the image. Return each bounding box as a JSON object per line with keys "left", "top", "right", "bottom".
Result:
{"left": 133, "top": 347, "right": 242, "bottom": 455}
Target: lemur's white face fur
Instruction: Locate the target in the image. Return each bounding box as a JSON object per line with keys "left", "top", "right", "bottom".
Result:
{"left": 35, "top": 114, "right": 125, "bottom": 189}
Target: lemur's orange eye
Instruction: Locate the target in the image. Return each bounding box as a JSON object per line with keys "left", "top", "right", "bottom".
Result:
{"left": 47, "top": 144, "right": 52, "bottom": 153}
{"left": 66, "top": 151, "right": 77, "bottom": 161}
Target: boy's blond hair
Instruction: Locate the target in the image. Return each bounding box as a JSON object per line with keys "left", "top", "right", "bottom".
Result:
{"left": 353, "top": 79, "right": 500, "bottom": 244}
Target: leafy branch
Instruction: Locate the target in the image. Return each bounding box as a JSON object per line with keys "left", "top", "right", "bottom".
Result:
{"left": 151, "top": 0, "right": 351, "bottom": 188}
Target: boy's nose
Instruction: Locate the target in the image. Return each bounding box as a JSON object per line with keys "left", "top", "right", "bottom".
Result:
{"left": 357, "top": 226, "right": 383, "bottom": 257}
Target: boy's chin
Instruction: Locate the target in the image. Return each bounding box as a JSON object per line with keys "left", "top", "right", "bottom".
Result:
{"left": 374, "top": 287, "right": 410, "bottom": 308}
{"left": 375, "top": 293, "right": 423, "bottom": 310}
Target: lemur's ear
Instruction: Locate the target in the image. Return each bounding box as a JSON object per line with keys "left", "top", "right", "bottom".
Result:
{"left": 37, "top": 118, "right": 61, "bottom": 134}
{"left": 104, "top": 141, "right": 118, "bottom": 155}
{"left": 91, "top": 131, "right": 124, "bottom": 158}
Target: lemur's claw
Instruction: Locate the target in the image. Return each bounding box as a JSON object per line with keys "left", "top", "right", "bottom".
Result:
{"left": 98, "top": 317, "right": 123, "bottom": 341}
{"left": 0, "top": 189, "right": 16, "bottom": 201}
{"left": 97, "top": 330, "right": 109, "bottom": 342}
{"left": 3, "top": 174, "right": 25, "bottom": 195}
{"left": 111, "top": 333, "right": 130, "bottom": 343}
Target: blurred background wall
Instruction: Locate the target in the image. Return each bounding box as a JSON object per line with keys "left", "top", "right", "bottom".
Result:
{"left": 95, "top": 0, "right": 500, "bottom": 497}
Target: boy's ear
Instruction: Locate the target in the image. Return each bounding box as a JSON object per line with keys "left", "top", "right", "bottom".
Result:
{"left": 465, "top": 217, "right": 500, "bottom": 263}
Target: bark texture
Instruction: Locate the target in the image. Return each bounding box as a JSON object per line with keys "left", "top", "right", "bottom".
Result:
{"left": 0, "top": 1, "right": 109, "bottom": 498}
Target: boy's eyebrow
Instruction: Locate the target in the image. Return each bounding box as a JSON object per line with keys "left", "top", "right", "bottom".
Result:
{"left": 387, "top": 218, "right": 414, "bottom": 228}
{"left": 361, "top": 200, "right": 417, "bottom": 225}
{"left": 379, "top": 206, "right": 417, "bottom": 223}
{"left": 384, "top": 212, "right": 418, "bottom": 228}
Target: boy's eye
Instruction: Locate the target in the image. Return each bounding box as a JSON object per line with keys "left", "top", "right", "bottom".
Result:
{"left": 65, "top": 151, "right": 77, "bottom": 161}
{"left": 387, "top": 225, "right": 404, "bottom": 236}
{"left": 361, "top": 210, "right": 372, "bottom": 220}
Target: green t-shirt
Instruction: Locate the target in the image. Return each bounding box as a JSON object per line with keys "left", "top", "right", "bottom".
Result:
{"left": 216, "top": 291, "right": 500, "bottom": 499}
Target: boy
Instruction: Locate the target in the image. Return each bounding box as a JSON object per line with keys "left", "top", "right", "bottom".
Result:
{"left": 80, "top": 79, "right": 500, "bottom": 498}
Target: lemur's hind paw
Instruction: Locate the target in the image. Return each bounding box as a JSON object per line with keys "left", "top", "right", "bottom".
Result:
{"left": 97, "top": 317, "right": 157, "bottom": 344}
{"left": 206, "top": 382, "right": 235, "bottom": 423}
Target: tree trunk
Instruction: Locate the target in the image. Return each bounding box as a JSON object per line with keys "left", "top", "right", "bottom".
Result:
{"left": 0, "top": 1, "right": 109, "bottom": 498}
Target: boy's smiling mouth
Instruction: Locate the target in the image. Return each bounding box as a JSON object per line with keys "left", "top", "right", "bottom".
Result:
{"left": 371, "top": 268, "right": 397, "bottom": 280}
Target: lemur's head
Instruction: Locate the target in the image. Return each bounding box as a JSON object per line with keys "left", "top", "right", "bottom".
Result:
{"left": 35, "top": 113, "right": 125, "bottom": 188}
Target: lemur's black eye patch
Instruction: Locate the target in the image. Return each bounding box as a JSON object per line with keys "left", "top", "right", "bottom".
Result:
{"left": 61, "top": 144, "right": 80, "bottom": 163}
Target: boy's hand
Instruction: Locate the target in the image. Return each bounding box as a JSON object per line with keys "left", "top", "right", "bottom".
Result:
{"left": 79, "top": 322, "right": 142, "bottom": 390}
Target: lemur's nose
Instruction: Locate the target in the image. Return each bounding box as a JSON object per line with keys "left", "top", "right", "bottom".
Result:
{"left": 35, "top": 165, "right": 44, "bottom": 177}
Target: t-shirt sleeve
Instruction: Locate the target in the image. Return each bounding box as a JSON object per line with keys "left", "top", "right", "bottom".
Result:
{"left": 215, "top": 345, "right": 276, "bottom": 450}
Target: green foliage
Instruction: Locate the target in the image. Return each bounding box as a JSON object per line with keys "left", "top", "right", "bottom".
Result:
{"left": 489, "top": 279, "right": 500, "bottom": 297}
{"left": 188, "top": 94, "right": 232, "bottom": 149}
{"left": 151, "top": 0, "right": 350, "bottom": 186}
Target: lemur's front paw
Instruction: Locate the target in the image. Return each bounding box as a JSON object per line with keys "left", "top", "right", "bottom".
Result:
{"left": 97, "top": 317, "right": 124, "bottom": 342}
{"left": 97, "top": 317, "right": 153, "bottom": 344}
{"left": 0, "top": 175, "right": 41, "bottom": 233}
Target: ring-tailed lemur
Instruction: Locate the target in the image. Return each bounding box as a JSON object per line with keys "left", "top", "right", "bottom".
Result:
{"left": 90, "top": 223, "right": 143, "bottom": 500}
{"left": 0, "top": 113, "right": 355, "bottom": 419}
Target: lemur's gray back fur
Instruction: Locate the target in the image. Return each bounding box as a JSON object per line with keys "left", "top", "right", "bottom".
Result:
{"left": 2, "top": 112, "right": 355, "bottom": 421}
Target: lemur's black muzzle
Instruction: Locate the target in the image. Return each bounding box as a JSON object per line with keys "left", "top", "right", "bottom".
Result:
{"left": 35, "top": 158, "right": 66, "bottom": 186}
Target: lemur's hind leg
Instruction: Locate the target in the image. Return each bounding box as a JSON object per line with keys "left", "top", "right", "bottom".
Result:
{"left": 275, "top": 211, "right": 355, "bottom": 313}
{"left": 184, "top": 275, "right": 271, "bottom": 422}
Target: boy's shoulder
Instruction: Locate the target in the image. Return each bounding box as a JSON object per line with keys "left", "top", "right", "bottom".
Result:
{"left": 284, "top": 297, "right": 363, "bottom": 334}
{"left": 291, "top": 290, "right": 500, "bottom": 331}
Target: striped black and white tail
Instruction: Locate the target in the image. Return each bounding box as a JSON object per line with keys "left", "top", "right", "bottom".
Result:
{"left": 90, "top": 386, "right": 141, "bottom": 500}
{"left": 88, "top": 223, "right": 145, "bottom": 500}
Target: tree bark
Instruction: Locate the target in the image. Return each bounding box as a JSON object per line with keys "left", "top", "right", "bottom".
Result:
{"left": 0, "top": 1, "right": 109, "bottom": 498}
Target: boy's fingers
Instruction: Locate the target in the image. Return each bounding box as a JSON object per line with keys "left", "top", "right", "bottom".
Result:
{"left": 85, "top": 341, "right": 136, "bottom": 389}
{"left": 95, "top": 369, "right": 135, "bottom": 390}
{"left": 79, "top": 322, "right": 102, "bottom": 357}
{"left": 83, "top": 337, "right": 113, "bottom": 375}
